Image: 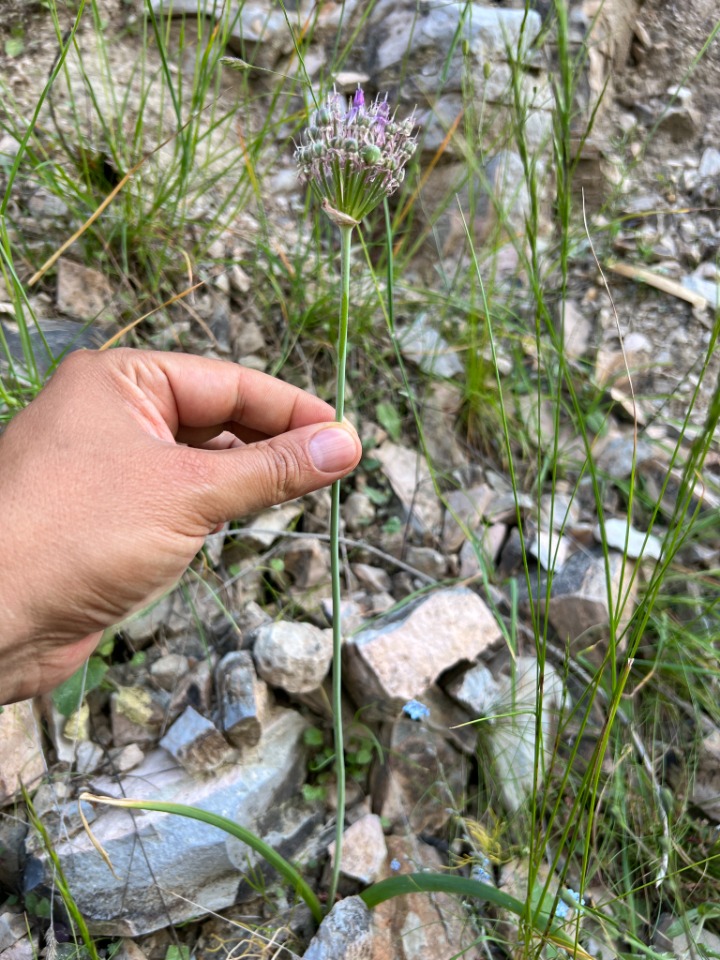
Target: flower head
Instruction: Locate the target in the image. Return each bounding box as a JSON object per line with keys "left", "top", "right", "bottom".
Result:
{"left": 295, "top": 87, "right": 417, "bottom": 226}
{"left": 402, "top": 698, "right": 430, "bottom": 721}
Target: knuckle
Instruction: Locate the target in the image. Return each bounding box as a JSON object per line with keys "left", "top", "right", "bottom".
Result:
{"left": 263, "top": 440, "right": 305, "bottom": 502}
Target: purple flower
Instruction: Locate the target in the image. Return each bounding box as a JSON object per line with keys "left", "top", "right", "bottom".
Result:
{"left": 295, "top": 86, "right": 417, "bottom": 225}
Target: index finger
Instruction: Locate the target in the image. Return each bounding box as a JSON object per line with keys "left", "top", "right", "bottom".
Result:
{"left": 116, "top": 349, "right": 337, "bottom": 436}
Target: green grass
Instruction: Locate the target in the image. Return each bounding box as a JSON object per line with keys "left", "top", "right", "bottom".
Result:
{"left": 4, "top": 0, "right": 720, "bottom": 957}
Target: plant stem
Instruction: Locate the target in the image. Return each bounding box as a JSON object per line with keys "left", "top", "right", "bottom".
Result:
{"left": 327, "top": 223, "right": 353, "bottom": 909}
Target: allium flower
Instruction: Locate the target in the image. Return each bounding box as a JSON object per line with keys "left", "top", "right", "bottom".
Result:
{"left": 295, "top": 87, "right": 417, "bottom": 226}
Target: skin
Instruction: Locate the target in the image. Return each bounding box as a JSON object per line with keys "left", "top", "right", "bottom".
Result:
{"left": 0, "top": 348, "right": 362, "bottom": 705}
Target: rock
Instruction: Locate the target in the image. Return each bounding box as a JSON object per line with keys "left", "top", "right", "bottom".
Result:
{"left": 539, "top": 548, "right": 637, "bottom": 653}
{"left": 0, "top": 812, "right": 27, "bottom": 891}
{"left": 371, "top": 835, "right": 485, "bottom": 959}
{"left": 559, "top": 299, "right": 593, "bottom": 360}
{"left": 42, "top": 699, "right": 84, "bottom": 765}
{"left": 215, "top": 651, "right": 268, "bottom": 748}
{"left": 0, "top": 913, "right": 26, "bottom": 953}
{"left": 0, "top": 701, "right": 44, "bottom": 806}
{"left": 484, "top": 150, "right": 531, "bottom": 237}
{"left": 421, "top": 381, "right": 468, "bottom": 470}
{"left": 108, "top": 744, "right": 145, "bottom": 773}
{"left": 110, "top": 686, "right": 165, "bottom": 747}
{"left": 442, "top": 484, "right": 495, "bottom": 552}
{"left": 344, "top": 491, "right": 376, "bottom": 534}
{"left": 0, "top": 938, "right": 34, "bottom": 960}
{"left": 372, "top": 718, "right": 467, "bottom": 833}
{"left": 404, "top": 545, "right": 446, "bottom": 579}
{"left": 344, "top": 588, "right": 502, "bottom": 707}
{"left": 698, "top": 146, "right": 720, "bottom": 179}
{"left": 654, "top": 914, "right": 720, "bottom": 960}
{"left": 398, "top": 314, "right": 463, "bottom": 378}
{"left": 328, "top": 814, "right": 387, "bottom": 885}
{"left": 168, "top": 660, "right": 213, "bottom": 718}
{"left": 27, "top": 710, "right": 309, "bottom": 936}
{"left": 656, "top": 105, "right": 698, "bottom": 142}
{"left": 253, "top": 620, "right": 333, "bottom": 694}
{"left": 684, "top": 729, "right": 720, "bottom": 821}
{"left": 0, "top": 317, "right": 103, "bottom": 376}
{"left": 484, "top": 656, "right": 565, "bottom": 812}
{"left": 374, "top": 442, "right": 442, "bottom": 534}
{"left": 446, "top": 663, "right": 500, "bottom": 717}
{"left": 352, "top": 563, "right": 392, "bottom": 595}
{"left": 681, "top": 272, "right": 720, "bottom": 307}
{"left": 302, "top": 896, "right": 373, "bottom": 960}
{"left": 594, "top": 517, "right": 662, "bottom": 561}
{"left": 241, "top": 502, "right": 303, "bottom": 549}
{"left": 149, "top": 653, "right": 190, "bottom": 691}
{"left": 159, "top": 706, "right": 235, "bottom": 775}
{"left": 149, "top": 0, "right": 292, "bottom": 68}
{"left": 56, "top": 258, "right": 115, "bottom": 325}
{"left": 75, "top": 741, "right": 105, "bottom": 775}
{"left": 528, "top": 529, "right": 571, "bottom": 571}
{"left": 282, "top": 537, "right": 331, "bottom": 589}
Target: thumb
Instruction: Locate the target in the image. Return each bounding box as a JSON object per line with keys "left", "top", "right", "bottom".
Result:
{"left": 182, "top": 420, "right": 362, "bottom": 523}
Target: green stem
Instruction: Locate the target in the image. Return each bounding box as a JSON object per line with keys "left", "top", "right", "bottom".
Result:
{"left": 327, "top": 223, "right": 353, "bottom": 910}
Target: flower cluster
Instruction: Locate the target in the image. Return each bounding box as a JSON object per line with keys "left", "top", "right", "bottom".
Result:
{"left": 295, "top": 87, "right": 417, "bottom": 225}
{"left": 402, "top": 698, "right": 430, "bottom": 721}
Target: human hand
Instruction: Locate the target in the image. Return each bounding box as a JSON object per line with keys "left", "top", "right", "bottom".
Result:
{"left": 0, "top": 348, "right": 361, "bottom": 704}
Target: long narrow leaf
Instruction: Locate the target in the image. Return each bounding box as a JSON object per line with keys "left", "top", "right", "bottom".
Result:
{"left": 79, "top": 794, "right": 323, "bottom": 924}
{"left": 360, "top": 873, "right": 593, "bottom": 959}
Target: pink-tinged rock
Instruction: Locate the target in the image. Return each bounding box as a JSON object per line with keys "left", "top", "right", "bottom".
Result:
{"left": 344, "top": 588, "right": 502, "bottom": 706}
{"left": 374, "top": 442, "right": 442, "bottom": 534}
{"left": 372, "top": 718, "right": 467, "bottom": 834}
{"left": 370, "top": 835, "right": 485, "bottom": 960}
{"left": 328, "top": 814, "right": 388, "bottom": 885}
{"left": 0, "top": 701, "right": 44, "bottom": 806}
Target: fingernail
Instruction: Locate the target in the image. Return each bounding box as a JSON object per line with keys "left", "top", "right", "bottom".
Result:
{"left": 309, "top": 426, "right": 358, "bottom": 473}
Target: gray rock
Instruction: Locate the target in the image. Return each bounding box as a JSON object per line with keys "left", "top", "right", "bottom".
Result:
{"left": 538, "top": 548, "right": 638, "bottom": 653}
{"left": 26, "top": 710, "right": 309, "bottom": 936}
{"left": 442, "top": 483, "right": 495, "bottom": 552}
{"left": 282, "top": 537, "right": 331, "bottom": 589}
{"left": 485, "top": 656, "right": 565, "bottom": 812}
{"left": 110, "top": 686, "right": 164, "bottom": 747}
{"left": 374, "top": 442, "right": 442, "bottom": 534}
{"left": 344, "top": 588, "right": 502, "bottom": 707}
{"left": 527, "top": 529, "right": 571, "bottom": 572}
{"left": 75, "top": 741, "right": 105, "bottom": 776}
{"left": 351, "top": 563, "right": 392, "bottom": 595}
{"left": 159, "top": 706, "right": 235, "bottom": 774}
{"left": 0, "top": 913, "right": 25, "bottom": 953}
{"left": 56, "top": 258, "right": 115, "bottom": 325}
{"left": 446, "top": 663, "right": 500, "bottom": 716}
{"left": 150, "top": 653, "right": 190, "bottom": 691}
{"left": 327, "top": 814, "right": 387, "bottom": 885}
{"left": 0, "top": 938, "right": 34, "bottom": 960}
{"left": 594, "top": 517, "right": 662, "bottom": 561}
{"left": 372, "top": 718, "right": 467, "bottom": 833}
{"left": 398, "top": 314, "right": 463, "bottom": 378}
{"left": 241, "top": 502, "right": 304, "bottom": 549}
{"left": 149, "top": 0, "right": 292, "bottom": 67}
{"left": 0, "top": 318, "right": 103, "bottom": 377}
{"left": 699, "top": 146, "right": 720, "bottom": 179}
{"left": 0, "top": 701, "right": 44, "bottom": 806}
{"left": 253, "top": 621, "right": 333, "bottom": 694}
{"left": 108, "top": 744, "right": 145, "bottom": 774}
{"left": 343, "top": 490, "right": 375, "bottom": 534}
{"left": 302, "top": 896, "right": 373, "bottom": 960}
{"left": 404, "top": 545, "right": 447, "bottom": 579}
{"left": 0, "top": 812, "right": 27, "bottom": 891}
{"left": 215, "top": 651, "right": 268, "bottom": 748}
